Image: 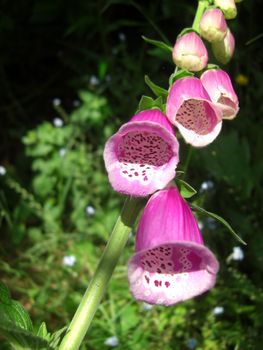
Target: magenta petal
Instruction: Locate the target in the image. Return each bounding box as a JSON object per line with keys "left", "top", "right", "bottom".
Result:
{"left": 103, "top": 110, "right": 179, "bottom": 197}
{"left": 166, "top": 77, "right": 223, "bottom": 147}
{"left": 201, "top": 69, "right": 239, "bottom": 120}
{"left": 128, "top": 187, "right": 219, "bottom": 306}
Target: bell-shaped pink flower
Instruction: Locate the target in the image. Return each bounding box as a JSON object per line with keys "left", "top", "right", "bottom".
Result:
{"left": 201, "top": 69, "right": 239, "bottom": 120}
{"left": 214, "top": 0, "right": 237, "bottom": 19}
{"left": 166, "top": 77, "right": 223, "bottom": 147}
{"left": 199, "top": 9, "right": 227, "bottom": 43}
{"left": 103, "top": 109, "right": 179, "bottom": 197}
{"left": 172, "top": 32, "right": 208, "bottom": 72}
{"left": 128, "top": 187, "right": 219, "bottom": 306}
{"left": 212, "top": 28, "right": 235, "bottom": 64}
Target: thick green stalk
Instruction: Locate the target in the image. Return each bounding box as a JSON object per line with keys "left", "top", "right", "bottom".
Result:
{"left": 59, "top": 197, "right": 144, "bottom": 350}
{"left": 192, "top": 0, "right": 209, "bottom": 32}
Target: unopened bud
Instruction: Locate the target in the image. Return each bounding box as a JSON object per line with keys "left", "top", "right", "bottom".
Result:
{"left": 214, "top": 0, "right": 237, "bottom": 19}
{"left": 172, "top": 32, "right": 208, "bottom": 72}
{"left": 212, "top": 28, "right": 235, "bottom": 64}
{"left": 200, "top": 9, "right": 227, "bottom": 43}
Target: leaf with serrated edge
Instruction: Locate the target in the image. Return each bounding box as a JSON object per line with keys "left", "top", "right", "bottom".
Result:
{"left": 190, "top": 203, "right": 247, "bottom": 245}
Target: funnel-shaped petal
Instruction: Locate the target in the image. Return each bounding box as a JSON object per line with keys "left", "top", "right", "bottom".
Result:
{"left": 103, "top": 110, "right": 179, "bottom": 197}
{"left": 201, "top": 69, "right": 239, "bottom": 120}
{"left": 166, "top": 77, "right": 223, "bottom": 147}
{"left": 128, "top": 187, "right": 219, "bottom": 306}
{"left": 172, "top": 32, "right": 208, "bottom": 72}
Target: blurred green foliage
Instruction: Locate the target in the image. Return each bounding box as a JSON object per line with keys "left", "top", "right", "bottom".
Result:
{"left": 1, "top": 0, "right": 263, "bottom": 349}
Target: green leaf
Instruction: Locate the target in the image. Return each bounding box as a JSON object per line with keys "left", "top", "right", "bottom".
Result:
{"left": 177, "top": 179, "right": 197, "bottom": 198}
{"left": 138, "top": 95, "right": 163, "bottom": 112}
{"left": 145, "top": 76, "right": 168, "bottom": 99}
{"left": 36, "top": 322, "right": 51, "bottom": 341}
{"left": 169, "top": 69, "right": 194, "bottom": 86}
{"left": 49, "top": 327, "right": 67, "bottom": 349}
{"left": 142, "top": 36, "right": 172, "bottom": 53}
{"left": 190, "top": 203, "right": 247, "bottom": 245}
{"left": 0, "top": 282, "right": 33, "bottom": 332}
{"left": 0, "top": 317, "right": 49, "bottom": 350}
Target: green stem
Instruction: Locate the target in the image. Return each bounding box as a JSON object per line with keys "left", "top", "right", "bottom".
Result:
{"left": 59, "top": 196, "right": 144, "bottom": 350}
{"left": 192, "top": 0, "right": 209, "bottom": 32}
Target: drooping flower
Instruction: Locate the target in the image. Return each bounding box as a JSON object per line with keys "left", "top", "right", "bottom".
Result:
{"left": 212, "top": 28, "right": 235, "bottom": 64}
{"left": 166, "top": 77, "right": 223, "bottom": 147}
{"left": 199, "top": 8, "right": 227, "bottom": 43}
{"left": 103, "top": 109, "right": 179, "bottom": 197}
{"left": 172, "top": 32, "right": 208, "bottom": 72}
{"left": 214, "top": 0, "right": 237, "bottom": 19}
{"left": 128, "top": 187, "right": 219, "bottom": 306}
{"left": 201, "top": 69, "right": 239, "bottom": 120}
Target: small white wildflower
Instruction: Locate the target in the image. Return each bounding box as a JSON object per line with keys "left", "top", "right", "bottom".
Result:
{"left": 53, "top": 117, "right": 64, "bottom": 128}
{"left": 63, "top": 255, "right": 76, "bottom": 267}
{"left": 89, "top": 75, "right": 100, "bottom": 86}
{"left": 213, "top": 306, "right": 224, "bottom": 315}
{"left": 143, "top": 302, "right": 153, "bottom": 311}
{"left": 73, "top": 100, "right": 80, "bottom": 107}
{"left": 198, "top": 220, "right": 204, "bottom": 230}
{"left": 186, "top": 338, "right": 198, "bottom": 349}
{"left": 53, "top": 98, "right": 61, "bottom": 106}
{"left": 59, "top": 148, "right": 66, "bottom": 157}
{"left": 0, "top": 166, "right": 6, "bottom": 176}
{"left": 232, "top": 246, "right": 244, "bottom": 261}
{"left": 104, "top": 336, "right": 119, "bottom": 347}
{"left": 118, "top": 32, "right": 126, "bottom": 42}
{"left": 200, "top": 180, "right": 214, "bottom": 191}
{"left": 86, "top": 205, "right": 95, "bottom": 216}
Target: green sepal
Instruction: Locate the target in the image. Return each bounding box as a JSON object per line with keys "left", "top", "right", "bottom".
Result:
{"left": 137, "top": 95, "right": 164, "bottom": 113}
{"left": 177, "top": 27, "right": 199, "bottom": 38}
{"left": 169, "top": 69, "right": 194, "bottom": 86}
{"left": 144, "top": 75, "right": 168, "bottom": 99}
{"left": 142, "top": 36, "right": 172, "bottom": 53}
{"left": 190, "top": 203, "right": 247, "bottom": 245}
{"left": 177, "top": 179, "right": 197, "bottom": 199}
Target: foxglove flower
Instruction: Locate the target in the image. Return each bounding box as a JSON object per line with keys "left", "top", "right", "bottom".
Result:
{"left": 128, "top": 187, "right": 219, "bottom": 306}
{"left": 201, "top": 69, "right": 239, "bottom": 120}
{"left": 172, "top": 32, "right": 208, "bottom": 72}
{"left": 214, "top": 0, "right": 237, "bottom": 19}
{"left": 199, "top": 9, "right": 227, "bottom": 43}
{"left": 212, "top": 28, "right": 235, "bottom": 64}
{"left": 166, "top": 77, "right": 223, "bottom": 147}
{"left": 103, "top": 109, "right": 179, "bottom": 197}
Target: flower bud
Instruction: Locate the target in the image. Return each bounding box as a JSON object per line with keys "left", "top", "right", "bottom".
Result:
{"left": 172, "top": 32, "right": 208, "bottom": 72}
{"left": 214, "top": 0, "right": 237, "bottom": 19}
{"left": 212, "top": 28, "right": 235, "bottom": 64}
{"left": 199, "top": 9, "right": 227, "bottom": 43}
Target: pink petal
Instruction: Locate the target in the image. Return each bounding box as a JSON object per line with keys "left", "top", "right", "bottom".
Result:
{"left": 166, "top": 77, "right": 223, "bottom": 147}
{"left": 201, "top": 69, "right": 239, "bottom": 120}
{"left": 103, "top": 110, "right": 179, "bottom": 197}
{"left": 128, "top": 187, "right": 219, "bottom": 306}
